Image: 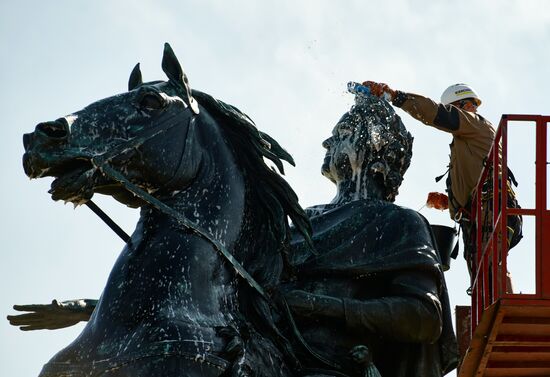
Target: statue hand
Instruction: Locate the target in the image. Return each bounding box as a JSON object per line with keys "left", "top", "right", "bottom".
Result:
{"left": 284, "top": 290, "right": 344, "bottom": 319}
{"left": 361, "top": 81, "right": 396, "bottom": 99}
{"left": 349, "top": 345, "right": 382, "bottom": 377}
{"left": 7, "top": 299, "right": 96, "bottom": 331}
{"left": 349, "top": 345, "right": 372, "bottom": 366}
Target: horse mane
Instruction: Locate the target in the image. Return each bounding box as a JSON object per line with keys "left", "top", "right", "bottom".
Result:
{"left": 192, "top": 90, "right": 311, "bottom": 366}
{"left": 192, "top": 90, "right": 312, "bottom": 285}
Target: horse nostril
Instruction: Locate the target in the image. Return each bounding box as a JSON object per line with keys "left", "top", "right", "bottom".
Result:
{"left": 35, "top": 119, "right": 69, "bottom": 140}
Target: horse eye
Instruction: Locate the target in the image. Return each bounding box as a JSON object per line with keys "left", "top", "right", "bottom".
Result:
{"left": 138, "top": 93, "right": 164, "bottom": 110}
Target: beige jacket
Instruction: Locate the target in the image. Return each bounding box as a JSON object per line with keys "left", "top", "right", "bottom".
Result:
{"left": 393, "top": 92, "right": 496, "bottom": 219}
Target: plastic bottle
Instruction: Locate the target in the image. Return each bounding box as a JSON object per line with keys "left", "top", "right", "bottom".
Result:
{"left": 347, "top": 81, "right": 371, "bottom": 96}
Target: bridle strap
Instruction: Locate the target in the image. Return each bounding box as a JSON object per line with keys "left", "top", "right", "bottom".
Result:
{"left": 92, "top": 111, "right": 182, "bottom": 167}
{"left": 83, "top": 111, "right": 187, "bottom": 245}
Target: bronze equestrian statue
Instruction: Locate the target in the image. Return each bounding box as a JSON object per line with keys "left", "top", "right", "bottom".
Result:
{"left": 9, "top": 45, "right": 457, "bottom": 376}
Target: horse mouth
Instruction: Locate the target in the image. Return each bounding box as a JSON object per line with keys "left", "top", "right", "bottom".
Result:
{"left": 49, "top": 166, "right": 97, "bottom": 203}
{"left": 24, "top": 152, "right": 97, "bottom": 203}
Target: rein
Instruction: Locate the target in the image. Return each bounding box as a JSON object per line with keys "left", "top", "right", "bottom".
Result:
{"left": 85, "top": 201, "right": 130, "bottom": 243}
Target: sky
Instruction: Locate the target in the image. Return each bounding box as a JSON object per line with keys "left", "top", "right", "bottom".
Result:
{"left": 1, "top": 1, "right": 549, "bottom": 376}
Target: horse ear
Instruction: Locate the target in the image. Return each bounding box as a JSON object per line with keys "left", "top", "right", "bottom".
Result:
{"left": 161, "top": 43, "right": 199, "bottom": 114}
{"left": 162, "top": 43, "right": 186, "bottom": 87}
{"left": 128, "top": 63, "right": 143, "bottom": 91}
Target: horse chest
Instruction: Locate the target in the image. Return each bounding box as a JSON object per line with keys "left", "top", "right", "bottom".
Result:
{"left": 96, "top": 231, "right": 239, "bottom": 325}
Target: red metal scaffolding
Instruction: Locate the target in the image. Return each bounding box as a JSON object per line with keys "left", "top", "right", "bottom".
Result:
{"left": 459, "top": 114, "right": 550, "bottom": 376}
{"left": 470, "top": 114, "right": 550, "bottom": 330}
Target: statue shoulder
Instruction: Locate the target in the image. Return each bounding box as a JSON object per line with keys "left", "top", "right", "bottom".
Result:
{"left": 379, "top": 204, "right": 436, "bottom": 249}
{"left": 376, "top": 203, "right": 432, "bottom": 232}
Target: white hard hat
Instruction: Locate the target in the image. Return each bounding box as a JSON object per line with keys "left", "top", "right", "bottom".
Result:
{"left": 440, "top": 83, "right": 482, "bottom": 106}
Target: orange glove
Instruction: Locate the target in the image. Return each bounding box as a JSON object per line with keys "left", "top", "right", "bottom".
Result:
{"left": 426, "top": 192, "right": 449, "bottom": 211}
{"left": 362, "top": 81, "right": 396, "bottom": 99}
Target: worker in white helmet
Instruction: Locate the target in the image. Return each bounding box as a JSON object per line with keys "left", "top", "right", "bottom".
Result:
{"left": 362, "top": 81, "right": 522, "bottom": 288}
{"left": 361, "top": 82, "right": 489, "bottom": 220}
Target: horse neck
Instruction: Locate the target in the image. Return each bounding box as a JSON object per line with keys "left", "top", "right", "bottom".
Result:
{"left": 118, "top": 138, "right": 247, "bottom": 321}
{"left": 140, "top": 134, "right": 246, "bottom": 254}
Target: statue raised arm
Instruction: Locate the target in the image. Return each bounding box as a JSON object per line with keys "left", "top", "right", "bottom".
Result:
{"left": 7, "top": 299, "right": 97, "bottom": 331}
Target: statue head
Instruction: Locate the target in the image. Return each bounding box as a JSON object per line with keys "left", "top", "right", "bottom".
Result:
{"left": 321, "top": 95, "right": 413, "bottom": 202}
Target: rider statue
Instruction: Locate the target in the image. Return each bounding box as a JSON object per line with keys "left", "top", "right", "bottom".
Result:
{"left": 9, "top": 88, "right": 458, "bottom": 376}
{"left": 282, "top": 92, "right": 458, "bottom": 376}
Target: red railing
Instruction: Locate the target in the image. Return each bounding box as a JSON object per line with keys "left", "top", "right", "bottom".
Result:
{"left": 470, "top": 114, "right": 550, "bottom": 332}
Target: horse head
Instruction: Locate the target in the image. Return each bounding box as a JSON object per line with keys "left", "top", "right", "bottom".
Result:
{"left": 23, "top": 43, "right": 206, "bottom": 207}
